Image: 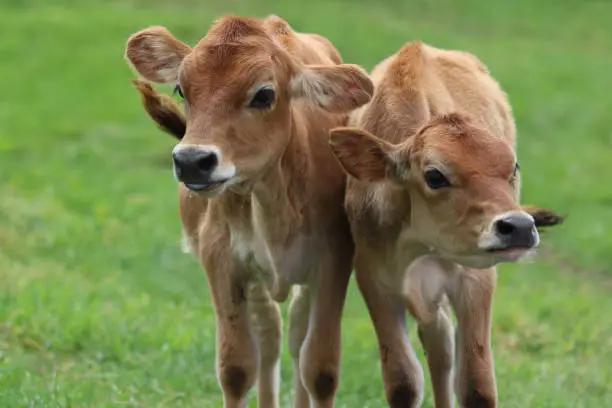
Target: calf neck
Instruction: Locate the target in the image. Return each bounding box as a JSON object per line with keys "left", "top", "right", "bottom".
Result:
{"left": 125, "top": 15, "right": 373, "bottom": 408}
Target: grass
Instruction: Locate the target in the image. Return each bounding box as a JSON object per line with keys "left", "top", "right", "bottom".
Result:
{"left": 0, "top": 0, "right": 611, "bottom": 406}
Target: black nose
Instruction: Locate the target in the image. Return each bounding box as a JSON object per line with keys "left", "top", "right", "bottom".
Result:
{"left": 494, "top": 213, "right": 538, "bottom": 249}
{"left": 172, "top": 147, "right": 219, "bottom": 183}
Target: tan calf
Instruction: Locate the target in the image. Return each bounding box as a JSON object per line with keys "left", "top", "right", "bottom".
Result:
{"left": 124, "top": 15, "right": 373, "bottom": 408}
{"left": 329, "top": 42, "right": 563, "bottom": 407}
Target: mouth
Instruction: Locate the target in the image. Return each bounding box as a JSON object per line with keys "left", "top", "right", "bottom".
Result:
{"left": 484, "top": 245, "right": 533, "bottom": 254}
{"left": 483, "top": 245, "right": 535, "bottom": 264}
{"left": 184, "top": 179, "right": 228, "bottom": 193}
{"left": 432, "top": 244, "right": 536, "bottom": 269}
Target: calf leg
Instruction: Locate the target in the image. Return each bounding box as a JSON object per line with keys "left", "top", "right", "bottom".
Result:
{"left": 417, "top": 303, "right": 455, "bottom": 408}
{"left": 202, "top": 252, "right": 258, "bottom": 408}
{"left": 356, "top": 256, "right": 424, "bottom": 408}
{"left": 248, "top": 283, "right": 282, "bottom": 408}
{"left": 403, "top": 256, "right": 455, "bottom": 408}
{"left": 288, "top": 286, "right": 311, "bottom": 408}
{"left": 299, "top": 245, "right": 353, "bottom": 408}
{"left": 446, "top": 267, "right": 498, "bottom": 408}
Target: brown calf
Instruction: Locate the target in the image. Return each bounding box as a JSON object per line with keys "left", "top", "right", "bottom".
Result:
{"left": 329, "top": 42, "right": 563, "bottom": 407}
{"left": 124, "top": 15, "right": 373, "bottom": 408}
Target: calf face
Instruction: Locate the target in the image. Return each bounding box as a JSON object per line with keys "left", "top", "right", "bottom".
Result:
{"left": 331, "top": 112, "right": 561, "bottom": 268}
{"left": 125, "top": 18, "right": 372, "bottom": 197}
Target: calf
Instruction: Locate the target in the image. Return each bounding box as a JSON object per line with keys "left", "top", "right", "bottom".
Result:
{"left": 328, "top": 42, "right": 562, "bottom": 408}
{"left": 124, "top": 15, "right": 373, "bottom": 408}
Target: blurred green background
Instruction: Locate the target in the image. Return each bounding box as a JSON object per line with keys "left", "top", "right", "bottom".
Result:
{"left": 1, "top": 0, "right": 611, "bottom": 406}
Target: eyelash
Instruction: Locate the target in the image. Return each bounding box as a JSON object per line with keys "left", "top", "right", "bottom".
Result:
{"left": 512, "top": 163, "right": 520, "bottom": 180}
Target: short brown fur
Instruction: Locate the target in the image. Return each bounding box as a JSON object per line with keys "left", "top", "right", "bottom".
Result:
{"left": 125, "top": 15, "right": 373, "bottom": 408}
{"left": 329, "top": 42, "right": 563, "bottom": 407}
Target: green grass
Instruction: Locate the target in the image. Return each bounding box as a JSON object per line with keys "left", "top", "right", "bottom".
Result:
{"left": 1, "top": 0, "right": 611, "bottom": 406}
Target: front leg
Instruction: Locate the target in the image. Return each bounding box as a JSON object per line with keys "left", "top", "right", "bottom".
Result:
{"left": 402, "top": 255, "right": 455, "bottom": 408}
{"left": 299, "top": 240, "right": 353, "bottom": 408}
{"left": 288, "top": 285, "right": 311, "bottom": 408}
{"left": 202, "top": 250, "right": 258, "bottom": 408}
{"left": 446, "top": 267, "right": 498, "bottom": 408}
{"left": 247, "top": 283, "right": 282, "bottom": 408}
{"left": 355, "top": 254, "right": 425, "bottom": 408}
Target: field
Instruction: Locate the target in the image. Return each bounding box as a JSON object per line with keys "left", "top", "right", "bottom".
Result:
{"left": 1, "top": 0, "right": 611, "bottom": 406}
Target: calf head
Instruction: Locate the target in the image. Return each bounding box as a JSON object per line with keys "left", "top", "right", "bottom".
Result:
{"left": 330, "top": 113, "right": 563, "bottom": 269}
{"left": 125, "top": 16, "right": 373, "bottom": 197}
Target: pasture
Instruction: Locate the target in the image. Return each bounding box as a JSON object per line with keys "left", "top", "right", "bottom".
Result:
{"left": 1, "top": 0, "right": 611, "bottom": 406}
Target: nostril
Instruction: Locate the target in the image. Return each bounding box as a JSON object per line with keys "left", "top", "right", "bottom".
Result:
{"left": 495, "top": 219, "right": 516, "bottom": 236}
{"left": 197, "top": 152, "right": 218, "bottom": 173}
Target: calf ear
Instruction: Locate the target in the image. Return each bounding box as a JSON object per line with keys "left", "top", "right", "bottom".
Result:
{"left": 125, "top": 26, "right": 192, "bottom": 84}
{"left": 132, "top": 80, "right": 186, "bottom": 140}
{"left": 521, "top": 205, "right": 565, "bottom": 231}
{"left": 329, "top": 127, "right": 395, "bottom": 182}
{"left": 291, "top": 64, "right": 374, "bottom": 112}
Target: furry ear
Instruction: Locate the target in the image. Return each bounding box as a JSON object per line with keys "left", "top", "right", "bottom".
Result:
{"left": 291, "top": 64, "right": 374, "bottom": 112}
{"left": 125, "top": 26, "right": 191, "bottom": 83}
{"left": 329, "top": 127, "right": 396, "bottom": 182}
{"left": 521, "top": 205, "right": 565, "bottom": 231}
{"left": 132, "top": 80, "right": 185, "bottom": 140}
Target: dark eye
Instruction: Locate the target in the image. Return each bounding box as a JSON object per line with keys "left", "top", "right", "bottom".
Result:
{"left": 424, "top": 169, "right": 451, "bottom": 189}
{"left": 173, "top": 84, "right": 184, "bottom": 99}
{"left": 249, "top": 86, "right": 275, "bottom": 109}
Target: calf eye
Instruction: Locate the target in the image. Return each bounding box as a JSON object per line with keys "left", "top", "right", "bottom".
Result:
{"left": 173, "top": 84, "right": 184, "bottom": 99}
{"left": 249, "top": 86, "right": 275, "bottom": 109}
{"left": 424, "top": 169, "right": 451, "bottom": 189}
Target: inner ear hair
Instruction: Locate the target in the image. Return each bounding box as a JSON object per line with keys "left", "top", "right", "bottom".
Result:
{"left": 329, "top": 127, "right": 395, "bottom": 182}
{"left": 384, "top": 136, "right": 415, "bottom": 181}
{"left": 387, "top": 147, "right": 410, "bottom": 180}
{"left": 290, "top": 63, "right": 374, "bottom": 112}
{"left": 125, "top": 26, "right": 191, "bottom": 84}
